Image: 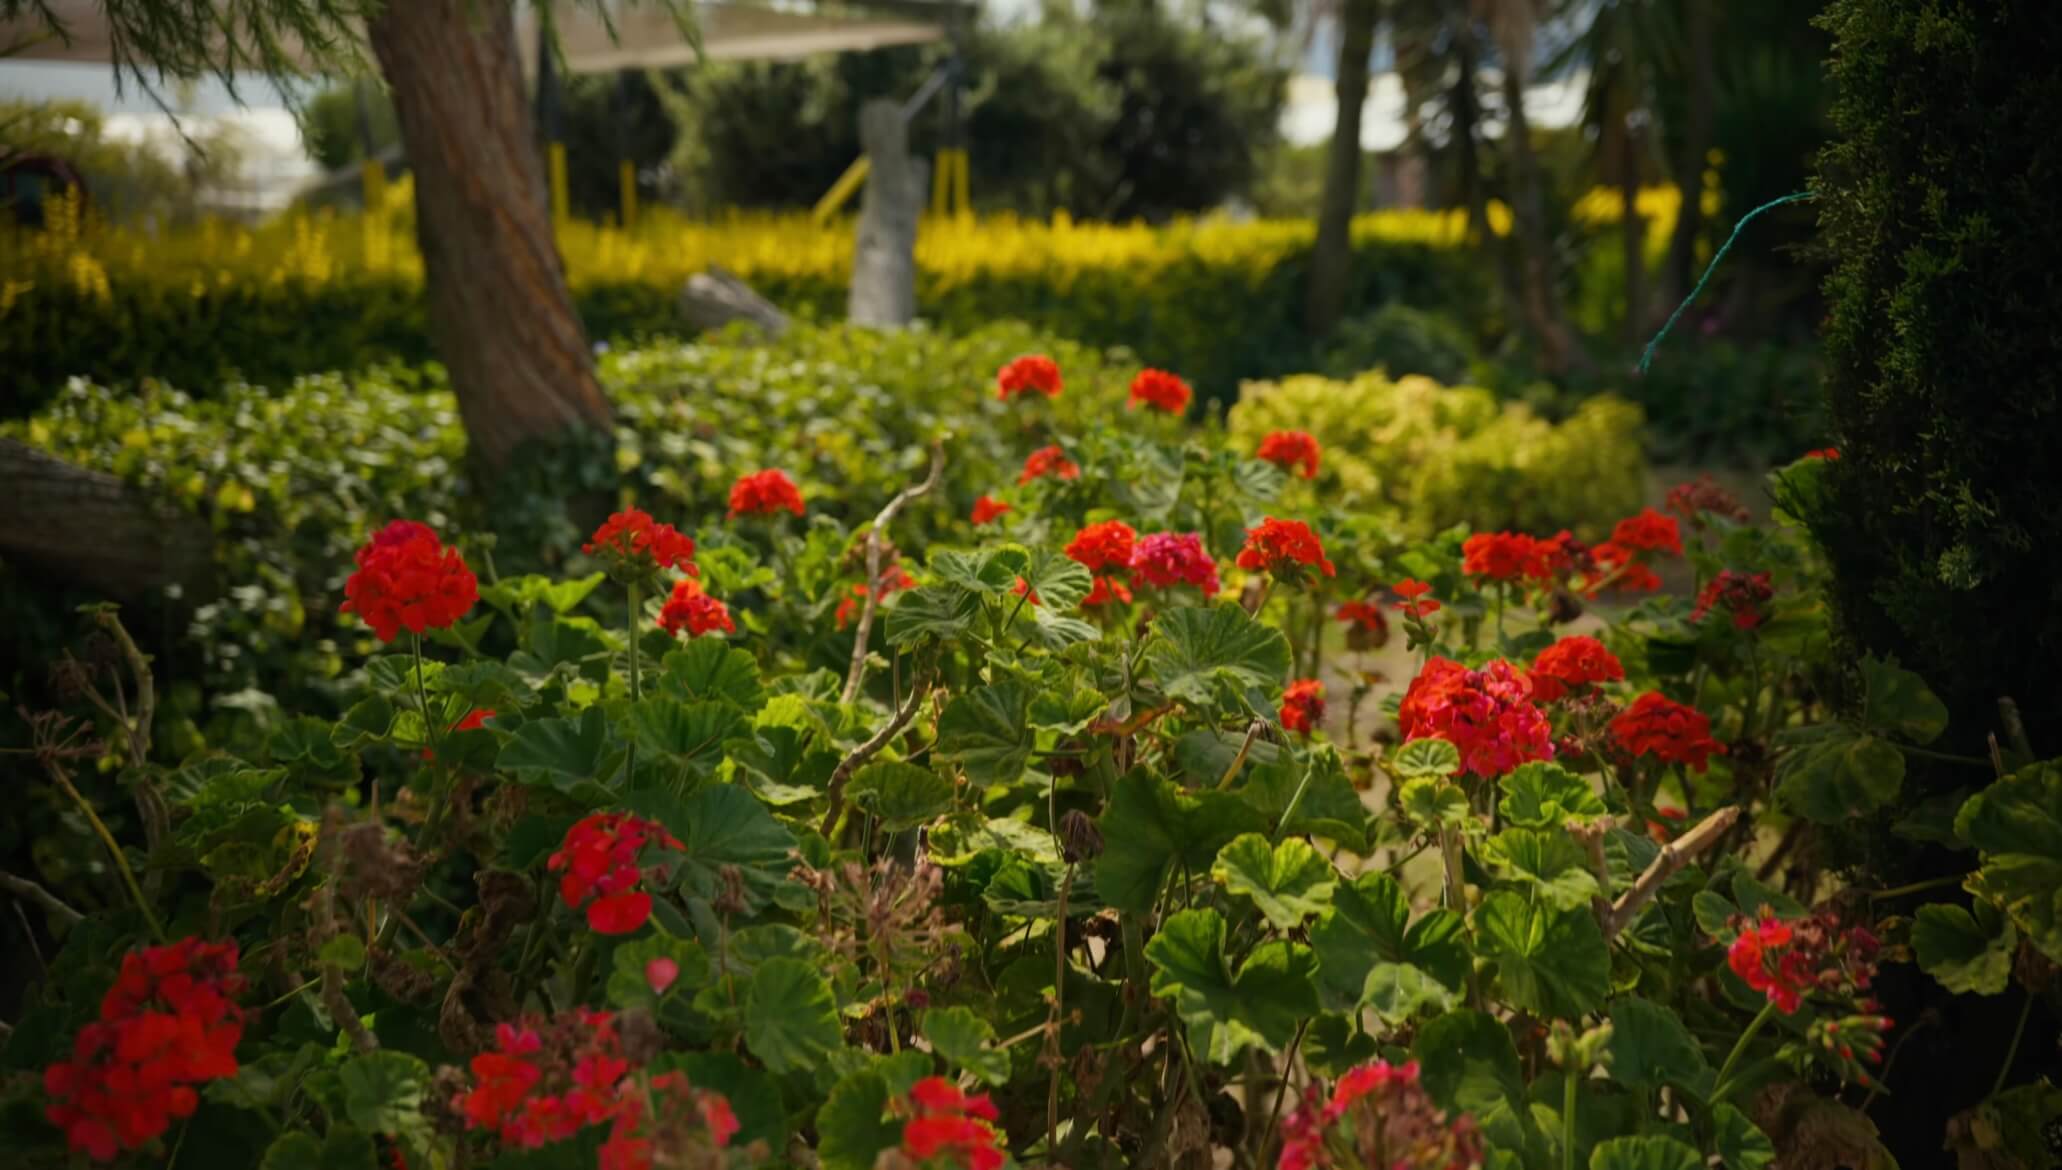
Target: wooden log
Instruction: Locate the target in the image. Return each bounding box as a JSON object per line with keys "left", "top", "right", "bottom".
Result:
{"left": 0, "top": 439, "right": 213, "bottom": 599}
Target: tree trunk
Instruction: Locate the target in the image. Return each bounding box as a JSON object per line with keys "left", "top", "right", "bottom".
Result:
{"left": 0, "top": 439, "right": 213, "bottom": 600}
{"left": 849, "top": 99, "right": 923, "bottom": 329}
{"left": 1496, "top": 55, "right": 1586, "bottom": 374}
{"left": 1449, "top": 20, "right": 1529, "bottom": 330}
{"left": 1662, "top": 0, "right": 1714, "bottom": 309}
{"left": 368, "top": 0, "right": 612, "bottom": 472}
{"left": 1304, "top": 0, "right": 1379, "bottom": 339}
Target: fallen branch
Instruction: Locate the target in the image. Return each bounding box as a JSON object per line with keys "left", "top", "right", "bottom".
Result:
{"left": 1605, "top": 806, "right": 1739, "bottom": 940}
{"left": 0, "top": 869, "right": 84, "bottom": 926}
{"left": 819, "top": 681, "right": 931, "bottom": 839}
{"left": 840, "top": 442, "right": 945, "bottom": 706}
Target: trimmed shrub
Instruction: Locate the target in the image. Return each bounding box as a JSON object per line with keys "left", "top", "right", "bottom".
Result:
{"left": 1319, "top": 302, "right": 1480, "bottom": 384}
{"left": 1225, "top": 369, "right": 1646, "bottom": 539}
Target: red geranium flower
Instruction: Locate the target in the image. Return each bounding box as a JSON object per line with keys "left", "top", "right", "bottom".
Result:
{"left": 1066, "top": 519, "right": 1138, "bottom": 572}
{"left": 1017, "top": 445, "right": 1081, "bottom": 485}
{"left": 44, "top": 937, "right": 245, "bottom": 1162}
{"left": 1529, "top": 635, "right": 1625, "bottom": 702}
{"left": 1082, "top": 575, "right": 1134, "bottom": 607}
{"left": 897, "top": 1077, "right": 1004, "bottom": 1170}
{"left": 1335, "top": 599, "right": 1389, "bottom": 651}
{"left": 1397, "top": 657, "right": 1553, "bottom": 778}
{"left": 1236, "top": 517, "right": 1336, "bottom": 580}
{"left": 340, "top": 520, "right": 479, "bottom": 642}
{"left": 1256, "top": 430, "right": 1321, "bottom": 479}
{"left": 657, "top": 577, "right": 735, "bottom": 638}
{"left": 1279, "top": 1059, "right": 1481, "bottom": 1170}
{"left": 1803, "top": 447, "right": 1840, "bottom": 461}
{"left": 971, "top": 495, "right": 1013, "bottom": 526}
{"left": 1462, "top": 531, "right": 1540, "bottom": 584}
{"left": 547, "top": 813, "right": 682, "bottom": 934}
{"left": 1392, "top": 579, "right": 1442, "bottom": 619}
{"left": 1281, "top": 678, "right": 1325, "bottom": 735}
{"left": 996, "top": 354, "right": 1062, "bottom": 401}
{"left": 583, "top": 509, "right": 698, "bottom": 582}
{"left": 1131, "top": 532, "right": 1221, "bottom": 596}
{"left": 1583, "top": 540, "right": 1664, "bottom": 596}
{"left": 1609, "top": 507, "right": 1684, "bottom": 557}
{"left": 1692, "top": 570, "right": 1775, "bottom": 630}
{"left": 728, "top": 469, "right": 805, "bottom": 518}
{"left": 1609, "top": 691, "right": 1726, "bottom": 772}
{"left": 1128, "top": 368, "right": 1193, "bottom": 413}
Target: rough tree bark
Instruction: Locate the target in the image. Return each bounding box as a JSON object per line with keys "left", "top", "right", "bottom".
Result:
{"left": 1496, "top": 55, "right": 1585, "bottom": 375}
{"left": 848, "top": 99, "right": 922, "bottom": 329}
{"left": 1661, "top": 0, "right": 1714, "bottom": 310}
{"left": 368, "top": 0, "right": 612, "bottom": 471}
{"left": 1304, "top": 0, "right": 1379, "bottom": 339}
{"left": 0, "top": 439, "right": 213, "bottom": 599}
{"left": 1617, "top": 112, "right": 1645, "bottom": 347}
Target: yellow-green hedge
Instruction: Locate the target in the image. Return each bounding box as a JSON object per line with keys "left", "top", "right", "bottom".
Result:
{"left": 1226, "top": 369, "right": 1646, "bottom": 538}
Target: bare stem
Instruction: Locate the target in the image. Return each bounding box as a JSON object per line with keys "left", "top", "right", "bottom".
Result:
{"left": 0, "top": 869, "right": 84, "bottom": 925}
{"left": 1605, "top": 806, "right": 1740, "bottom": 939}
{"left": 1567, "top": 817, "right": 1615, "bottom": 931}
{"left": 841, "top": 442, "right": 945, "bottom": 705}
{"left": 819, "top": 680, "right": 931, "bottom": 838}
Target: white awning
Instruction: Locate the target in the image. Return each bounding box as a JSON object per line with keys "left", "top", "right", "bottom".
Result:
{"left": 1, "top": 1, "right": 954, "bottom": 75}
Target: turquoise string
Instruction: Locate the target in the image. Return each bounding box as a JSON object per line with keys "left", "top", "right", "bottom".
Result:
{"left": 1637, "top": 189, "right": 1817, "bottom": 375}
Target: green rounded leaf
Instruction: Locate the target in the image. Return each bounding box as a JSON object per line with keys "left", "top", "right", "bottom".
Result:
{"left": 1958, "top": 762, "right": 2062, "bottom": 963}
{"left": 1605, "top": 999, "right": 1709, "bottom": 1092}
{"left": 936, "top": 682, "right": 1036, "bottom": 786}
{"left": 1093, "top": 772, "right": 1249, "bottom": 914}
{"left": 744, "top": 957, "right": 843, "bottom": 1075}
{"left": 1211, "top": 832, "right": 1338, "bottom": 929}
{"left": 1713, "top": 1103, "right": 1776, "bottom": 1170}
{"left": 1145, "top": 603, "right": 1292, "bottom": 710}
{"left": 1500, "top": 762, "right": 1608, "bottom": 829}
{"left": 847, "top": 761, "right": 956, "bottom": 831}
{"left": 1145, "top": 908, "right": 1317, "bottom": 1063}
{"left": 1361, "top": 962, "right": 1456, "bottom": 1025}
{"left": 817, "top": 1069, "right": 900, "bottom": 1170}
{"left": 1483, "top": 828, "right": 1603, "bottom": 912}
{"left": 922, "top": 1005, "right": 1010, "bottom": 1086}
{"left": 1912, "top": 901, "right": 2016, "bottom": 995}
{"left": 1589, "top": 1135, "right": 1703, "bottom": 1170}
{"left": 1861, "top": 656, "right": 1949, "bottom": 744}
{"left": 1392, "top": 737, "right": 1461, "bottom": 779}
{"left": 1474, "top": 891, "right": 1611, "bottom": 1020}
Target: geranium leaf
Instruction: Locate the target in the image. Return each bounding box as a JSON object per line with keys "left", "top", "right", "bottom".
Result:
{"left": 1018, "top": 547, "right": 1093, "bottom": 613}
{"left": 884, "top": 585, "right": 983, "bottom": 647}
{"left": 1415, "top": 1010, "right": 1525, "bottom": 1119}
{"left": 1860, "top": 656, "right": 1949, "bottom": 744}
{"left": 1605, "top": 998, "right": 1709, "bottom": 1092}
{"left": 606, "top": 935, "right": 710, "bottom": 1011}
{"left": 1589, "top": 1135, "right": 1703, "bottom": 1170}
{"left": 1309, "top": 871, "right": 1467, "bottom": 1012}
{"left": 1093, "top": 772, "right": 1249, "bottom": 914}
{"left": 1392, "top": 737, "right": 1460, "bottom": 779}
{"left": 1499, "top": 762, "right": 1608, "bottom": 829}
{"left": 497, "top": 706, "right": 620, "bottom": 802}
{"left": 1210, "top": 832, "right": 1338, "bottom": 929}
{"left": 657, "top": 638, "right": 764, "bottom": 709}
{"left": 1959, "top": 762, "right": 2062, "bottom": 963}
{"left": 1775, "top": 724, "right": 1903, "bottom": 823}
{"left": 1145, "top": 908, "right": 1318, "bottom": 1062}
{"left": 922, "top": 1005, "right": 1011, "bottom": 1086}
{"left": 1912, "top": 901, "right": 2016, "bottom": 995}
{"left": 936, "top": 682, "right": 1036, "bottom": 786}
{"left": 1400, "top": 776, "right": 1471, "bottom": 830}
{"left": 620, "top": 696, "right": 743, "bottom": 764}
{"left": 1474, "top": 890, "right": 1611, "bottom": 1020}
{"left": 1235, "top": 750, "right": 1371, "bottom": 854}
{"left": 338, "top": 1050, "right": 432, "bottom": 1155}
{"left": 1145, "top": 603, "right": 1291, "bottom": 711}
{"left": 1713, "top": 1104, "right": 1776, "bottom": 1170}
{"left": 1361, "top": 962, "right": 1456, "bottom": 1025}
{"left": 847, "top": 761, "right": 956, "bottom": 831}
{"left": 623, "top": 784, "right": 797, "bottom": 913}
{"left": 1483, "top": 828, "right": 1603, "bottom": 912}
{"left": 817, "top": 1069, "right": 900, "bottom": 1170}
{"left": 744, "top": 957, "right": 842, "bottom": 1075}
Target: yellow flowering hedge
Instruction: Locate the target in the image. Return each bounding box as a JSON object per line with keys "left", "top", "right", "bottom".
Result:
{"left": 2, "top": 186, "right": 1492, "bottom": 410}
{"left": 1226, "top": 368, "right": 1647, "bottom": 538}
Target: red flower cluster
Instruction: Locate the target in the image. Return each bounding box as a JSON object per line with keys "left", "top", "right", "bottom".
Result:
{"left": 1460, "top": 531, "right": 1539, "bottom": 584}
{"left": 340, "top": 519, "right": 480, "bottom": 642}
{"left": 456, "top": 1011, "right": 740, "bottom": 1170}
{"left": 836, "top": 565, "right": 919, "bottom": 631}
{"left": 1392, "top": 579, "right": 1441, "bottom": 620}
{"left": 1529, "top": 636, "right": 1624, "bottom": 702}
{"left": 1281, "top": 678, "right": 1325, "bottom": 735}
{"left": 1129, "top": 368, "right": 1193, "bottom": 413}
{"left": 1018, "top": 445, "right": 1081, "bottom": 485}
{"left": 1131, "top": 532, "right": 1221, "bottom": 596}
{"left": 1256, "top": 430, "right": 1322, "bottom": 479}
{"left": 44, "top": 938, "right": 245, "bottom": 1162}
{"left": 1803, "top": 447, "right": 1840, "bottom": 461}
{"left": 1237, "top": 518, "right": 1336, "bottom": 580}
{"left": 1610, "top": 508, "right": 1684, "bottom": 557}
{"left": 584, "top": 509, "right": 698, "bottom": 585}
{"left": 1397, "top": 657, "right": 1554, "bottom": 778}
{"left": 1583, "top": 539, "right": 1663, "bottom": 596}
{"left": 728, "top": 469, "right": 805, "bottom": 518}
{"left": 971, "top": 495, "right": 1013, "bottom": 526}
{"left": 1666, "top": 475, "right": 1750, "bottom": 523}
{"left": 898, "top": 1077, "right": 1005, "bottom": 1170}
{"left": 1278, "top": 1060, "right": 1481, "bottom": 1170}
{"left": 1082, "top": 575, "right": 1134, "bottom": 608}
{"left": 658, "top": 578, "right": 735, "bottom": 638}
{"left": 601, "top": 1070, "right": 741, "bottom": 1170}
{"left": 996, "top": 354, "right": 1062, "bottom": 401}
{"left": 1724, "top": 908, "right": 1884, "bottom": 1018}
{"left": 1609, "top": 691, "right": 1725, "bottom": 772}
{"left": 1692, "top": 570, "right": 1775, "bottom": 630}
{"left": 1065, "top": 519, "right": 1138, "bottom": 572}
{"left": 548, "top": 813, "right": 682, "bottom": 934}
{"left": 1334, "top": 600, "right": 1389, "bottom": 650}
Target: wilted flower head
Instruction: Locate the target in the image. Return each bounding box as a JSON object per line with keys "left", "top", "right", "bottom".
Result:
{"left": 1278, "top": 1059, "right": 1481, "bottom": 1170}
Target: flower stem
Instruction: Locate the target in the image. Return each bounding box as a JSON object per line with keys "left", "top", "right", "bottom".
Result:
{"left": 1992, "top": 991, "right": 2034, "bottom": 1098}
{"left": 627, "top": 581, "right": 642, "bottom": 703}
{"left": 1562, "top": 1064, "right": 1579, "bottom": 1170}
{"left": 51, "top": 768, "right": 163, "bottom": 942}
{"left": 1865, "top": 874, "right": 1968, "bottom": 901}
{"left": 412, "top": 634, "right": 438, "bottom": 756}
{"left": 1711, "top": 999, "right": 1780, "bottom": 1104}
